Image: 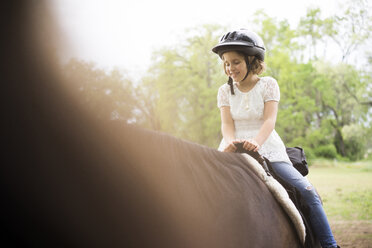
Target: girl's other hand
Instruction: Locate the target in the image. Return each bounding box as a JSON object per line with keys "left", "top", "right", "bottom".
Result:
{"left": 223, "top": 142, "right": 238, "bottom": 152}
{"left": 242, "top": 139, "right": 260, "bottom": 152}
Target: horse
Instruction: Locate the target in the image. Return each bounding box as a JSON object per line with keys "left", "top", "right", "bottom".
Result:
{"left": 2, "top": 1, "right": 302, "bottom": 247}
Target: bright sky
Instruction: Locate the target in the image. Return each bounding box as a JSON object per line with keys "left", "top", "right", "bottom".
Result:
{"left": 52, "top": 0, "right": 342, "bottom": 80}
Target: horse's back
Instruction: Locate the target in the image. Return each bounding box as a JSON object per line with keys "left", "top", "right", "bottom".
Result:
{"left": 126, "top": 130, "right": 303, "bottom": 247}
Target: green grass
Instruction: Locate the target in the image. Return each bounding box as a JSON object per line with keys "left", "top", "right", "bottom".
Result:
{"left": 307, "top": 159, "right": 372, "bottom": 221}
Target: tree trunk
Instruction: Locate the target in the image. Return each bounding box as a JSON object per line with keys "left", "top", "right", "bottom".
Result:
{"left": 334, "top": 127, "right": 346, "bottom": 156}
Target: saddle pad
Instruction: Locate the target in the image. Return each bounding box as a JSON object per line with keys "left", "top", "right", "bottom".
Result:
{"left": 241, "top": 154, "right": 306, "bottom": 244}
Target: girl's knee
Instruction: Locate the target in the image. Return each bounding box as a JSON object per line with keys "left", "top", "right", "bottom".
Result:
{"left": 299, "top": 184, "right": 321, "bottom": 204}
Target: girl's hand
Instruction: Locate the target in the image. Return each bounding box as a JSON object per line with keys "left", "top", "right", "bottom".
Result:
{"left": 242, "top": 139, "right": 260, "bottom": 152}
{"left": 223, "top": 141, "right": 238, "bottom": 153}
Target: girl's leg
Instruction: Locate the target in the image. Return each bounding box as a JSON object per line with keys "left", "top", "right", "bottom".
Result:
{"left": 270, "top": 161, "right": 338, "bottom": 248}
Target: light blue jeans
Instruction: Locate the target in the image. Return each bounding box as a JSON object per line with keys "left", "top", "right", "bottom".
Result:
{"left": 270, "top": 162, "right": 338, "bottom": 248}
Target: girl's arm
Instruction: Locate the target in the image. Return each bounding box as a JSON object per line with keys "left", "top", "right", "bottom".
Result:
{"left": 242, "top": 100, "right": 278, "bottom": 152}
{"left": 220, "top": 106, "right": 237, "bottom": 152}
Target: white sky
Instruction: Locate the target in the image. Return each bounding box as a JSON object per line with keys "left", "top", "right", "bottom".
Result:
{"left": 52, "top": 0, "right": 342, "bottom": 80}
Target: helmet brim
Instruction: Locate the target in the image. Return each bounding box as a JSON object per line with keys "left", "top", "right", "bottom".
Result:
{"left": 212, "top": 42, "right": 251, "bottom": 53}
{"left": 212, "top": 44, "right": 265, "bottom": 61}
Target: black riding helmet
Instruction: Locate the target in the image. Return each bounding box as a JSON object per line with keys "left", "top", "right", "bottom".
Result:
{"left": 212, "top": 29, "right": 265, "bottom": 61}
{"left": 212, "top": 29, "right": 266, "bottom": 95}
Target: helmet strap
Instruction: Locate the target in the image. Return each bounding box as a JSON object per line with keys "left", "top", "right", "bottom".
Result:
{"left": 242, "top": 69, "right": 250, "bottom": 82}
{"left": 242, "top": 56, "right": 257, "bottom": 82}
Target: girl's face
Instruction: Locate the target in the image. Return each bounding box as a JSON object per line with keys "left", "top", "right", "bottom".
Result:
{"left": 222, "top": 51, "right": 247, "bottom": 82}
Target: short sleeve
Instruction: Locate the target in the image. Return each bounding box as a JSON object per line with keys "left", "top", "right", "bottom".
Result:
{"left": 263, "top": 77, "right": 280, "bottom": 102}
{"left": 217, "top": 84, "right": 230, "bottom": 108}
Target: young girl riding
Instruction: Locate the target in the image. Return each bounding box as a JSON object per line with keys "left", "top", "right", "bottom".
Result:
{"left": 212, "top": 28, "right": 339, "bottom": 248}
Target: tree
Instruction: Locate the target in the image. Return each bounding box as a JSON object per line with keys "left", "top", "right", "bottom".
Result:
{"left": 312, "top": 62, "right": 369, "bottom": 157}
{"left": 327, "top": 0, "right": 372, "bottom": 62}
{"left": 62, "top": 59, "right": 137, "bottom": 121}
{"left": 137, "top": 24, "right": 226, "bottom": 147}
{"left": 252, "top": 3, "right": 371, "bottom": 160}
{"left": 298, "top": 8, "right": 325, "bottom": 60}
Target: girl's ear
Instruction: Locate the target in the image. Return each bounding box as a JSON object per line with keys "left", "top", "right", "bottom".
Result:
{"left": 223, "top": 64, "right": 228, "bottom": 75}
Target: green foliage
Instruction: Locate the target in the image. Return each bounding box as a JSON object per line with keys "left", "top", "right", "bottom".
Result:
{"left": 136, "top": 24, "right": 226, "bottom": 147}
{"left": 343, "top": 124, "right": 368, "bottom": 161}
{"left": 314, "top": 144, "right": 338, "bottom": 159}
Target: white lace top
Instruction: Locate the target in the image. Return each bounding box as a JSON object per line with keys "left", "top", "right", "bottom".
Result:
{"left": 217, "top": 76, "right": 291, "bottom": 163}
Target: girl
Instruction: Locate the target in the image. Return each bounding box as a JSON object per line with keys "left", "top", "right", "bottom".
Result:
{"left": 212, "top": 28, "right": 339, "bottom": 248}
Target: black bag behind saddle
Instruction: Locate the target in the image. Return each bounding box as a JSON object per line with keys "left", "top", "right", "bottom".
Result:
{"left": 286, "top": 147, "right": 309, "bottom": 176}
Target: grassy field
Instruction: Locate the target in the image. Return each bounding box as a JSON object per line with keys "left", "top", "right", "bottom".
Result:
{"left": 306, "top": 159, "right": 372, "bottom": 247}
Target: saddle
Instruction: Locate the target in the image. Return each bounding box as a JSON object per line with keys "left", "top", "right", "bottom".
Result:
{"left": 234, "top": 143, "right": 319, "bottom": 248}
